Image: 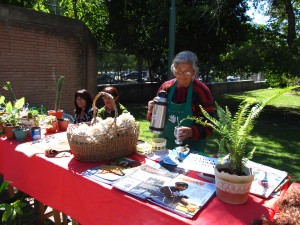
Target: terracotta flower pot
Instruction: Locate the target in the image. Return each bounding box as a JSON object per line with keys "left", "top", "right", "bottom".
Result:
{"left": 3, "top": 124, "right": 20, "bottom": 140}
{"left": 46, "top": 121, "right": 58, "bottom": 133}
{"left": 57, "top": 119, "right": 69, "bottom": 131}
{"left": 47, "top": 110, "right": 63, "bottom": 119}
{"left": 214, "top": 163, "right": 254, "bottom": 204}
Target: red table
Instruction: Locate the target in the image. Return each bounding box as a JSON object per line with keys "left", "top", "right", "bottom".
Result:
{"left": 0, "top": 133, "right": 289, "bottom": 225}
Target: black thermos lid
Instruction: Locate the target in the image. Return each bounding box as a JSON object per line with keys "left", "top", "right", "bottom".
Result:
{"left": 157, "top": 90, "right": 167, "bottom": 98}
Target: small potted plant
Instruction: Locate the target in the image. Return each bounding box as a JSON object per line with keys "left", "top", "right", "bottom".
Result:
{"left": 25, "top": 110, "right": 44, "bottom": 140}
{"left": 193, "top": 86, "right": 298, "bottom": 204}
{"left": 20, "top": 108, "right": 39, "bottom": 128}
{"left": 2, "top": 97, "right": 25, "bottom": 139}
{"left": 42, "top": 115, "right": 58, "bottom": 133}
{"left": 48, "top": 75, "right": 64, "bottom": 119}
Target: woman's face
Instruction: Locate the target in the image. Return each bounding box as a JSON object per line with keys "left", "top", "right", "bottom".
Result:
{"left": 102, "top": 96, "right": 114, "bottom": 111}
{"left": 76, "top": 96, "right": 87, "bottom": 110}
{"left": 174, "top": 63, "right": 195, "bottom": 88}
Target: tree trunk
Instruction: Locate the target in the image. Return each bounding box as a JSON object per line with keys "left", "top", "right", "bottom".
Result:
{"left": 284, "top": 0, "right": 296, "bottom": 52}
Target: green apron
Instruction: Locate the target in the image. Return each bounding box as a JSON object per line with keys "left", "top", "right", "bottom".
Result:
{"left": 159, "top": 81, "right": 205, "bottom": 152}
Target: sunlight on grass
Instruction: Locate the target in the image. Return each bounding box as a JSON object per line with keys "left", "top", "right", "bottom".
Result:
{"left": 137, "top": 120, "right": 157, "bottom": 143}
{"left": 225, "top": 87, "right": 300, "bottom": 109}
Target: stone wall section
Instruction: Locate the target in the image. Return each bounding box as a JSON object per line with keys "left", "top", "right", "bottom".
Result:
{"left": 0, "top": 3, "right": 97, "bottom": 114}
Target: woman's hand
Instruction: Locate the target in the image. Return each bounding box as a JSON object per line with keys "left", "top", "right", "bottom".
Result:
{"left": 176, "top": 126, "right": 193, "bottom": 141}
{"left": 147, "top": 100, "right": 154, "bottom": 121}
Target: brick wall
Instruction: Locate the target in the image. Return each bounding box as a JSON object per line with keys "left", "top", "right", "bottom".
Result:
{"left": 0, "top": 3, "right": 97, "bottom": 114}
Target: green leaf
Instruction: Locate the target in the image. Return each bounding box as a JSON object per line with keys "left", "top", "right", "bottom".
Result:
{"left": 0, "top": 95, "right": 5, "bottom": 105}
{"left": 3, "top": 81, "right": 16, "bottom": 102}
{"left": 0, "top": 204, "right": 5, "bottom": 211}
{"left": 14, "top": 97, "right": 25, "bottom": 110}
{"left": 0, "top": 181, "right": 9, "bottom": 194}
{"left": 14, "top": 199, "right": 25, "bottom": 212}
{"left": 5, "top": 101, "right": 13, "bottom": 113}
{"left": 2, "top": 204, "right": 12, "bottom": 221}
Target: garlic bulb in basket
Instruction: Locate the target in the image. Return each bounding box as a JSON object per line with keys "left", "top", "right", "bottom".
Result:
{"left": 68, "top": 113, "right": 137, "bottom": 143}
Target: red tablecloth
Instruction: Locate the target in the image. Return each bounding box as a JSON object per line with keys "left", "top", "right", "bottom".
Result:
{"left": 0, "top": 133, "right": 289, "bottom": 225}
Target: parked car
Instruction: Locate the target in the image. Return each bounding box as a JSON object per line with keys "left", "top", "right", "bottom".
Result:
{"left": 97, "top": 74, "right": 118, "bottom": 84}
{"left": 226, "top": 76, "right": 240, "bottom": 82}
{"left": 124, "top": 71, "right": 148, "bottom": 81}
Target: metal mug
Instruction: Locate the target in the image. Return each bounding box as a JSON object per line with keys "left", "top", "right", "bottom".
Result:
{"left": 174, "top": 126, "right": 183, "bottom": 145}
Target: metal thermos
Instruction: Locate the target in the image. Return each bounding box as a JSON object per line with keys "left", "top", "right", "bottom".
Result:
{"left": 149, "top": 90, "right": 168, "bottom": 134}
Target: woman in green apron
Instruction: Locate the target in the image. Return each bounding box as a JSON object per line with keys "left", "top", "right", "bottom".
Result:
{"left": 147, "top": 51, "right": 214, "bottom": 153}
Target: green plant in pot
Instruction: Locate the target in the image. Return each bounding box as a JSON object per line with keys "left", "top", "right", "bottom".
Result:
{"left": 193, "top": 86, "right": 298, "bottom": 204}
{"left": 48, "top": 75, "right": 64, "bottom": 119}
{"left": 20, "top": 108, "right": 38, "bottom": 127}
{"left": 29, "top": 113, "right": 46, "bottom": 140}
{"left": 2, "top": 97, "right": 25, "bottom": 140}
{"left": 39, "top": 115, "right": 58, "bottom": 133}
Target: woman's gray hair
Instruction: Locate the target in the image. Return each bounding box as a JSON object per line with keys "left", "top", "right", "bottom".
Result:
{"left": 171, "top": 51, "right": 199, "bottom": 75}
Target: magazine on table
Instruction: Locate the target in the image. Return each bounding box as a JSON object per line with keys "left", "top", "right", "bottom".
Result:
{"left": 247, "top": 160, "right": 288, "bottom": 198}
{"left": 112, "top": 165, "right": 216, "bottom": 218}
{"left": 112, "top": 164, "right": 178, "bottom": 199}
{"left": 149, "top": 174, "right": 216, "bottom": 218}
{"left": 82, "top": 157, "right": 143, "bottom": 184}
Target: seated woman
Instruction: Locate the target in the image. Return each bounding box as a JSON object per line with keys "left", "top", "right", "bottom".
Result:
{"left": 98, "top": 86, "right": 128, "bottom": 119}
{"left": 74, "top": 89, "right": 93, "bottom": 124}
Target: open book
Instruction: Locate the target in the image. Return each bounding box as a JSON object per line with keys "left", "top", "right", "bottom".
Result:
{"left": 112, "top": 165, "right": 216, "bottom": 218}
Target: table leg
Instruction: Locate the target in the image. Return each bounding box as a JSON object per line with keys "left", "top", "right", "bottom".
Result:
{"left": 34, "top": 199, "right": 65, "bottom": 225}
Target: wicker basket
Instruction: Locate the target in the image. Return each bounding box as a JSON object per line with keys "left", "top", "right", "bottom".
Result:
{"left": 67, "top": 92, "right": 139, "bottom": 162}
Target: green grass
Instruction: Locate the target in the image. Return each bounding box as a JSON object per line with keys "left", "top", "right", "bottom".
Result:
{"left": 127, "top": 87, "right": 300, "bottom": 183}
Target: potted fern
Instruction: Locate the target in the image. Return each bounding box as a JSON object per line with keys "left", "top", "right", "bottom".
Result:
{"left": 193, "top": 86, "right": 298, "bottom": 204}
{"left": 48, "top": 75, "right": 64, "bottom": 119}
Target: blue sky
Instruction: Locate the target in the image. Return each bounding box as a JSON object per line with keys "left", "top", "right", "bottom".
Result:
{"left": 247, "top": 1, "right": 269, "bottom": 24}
